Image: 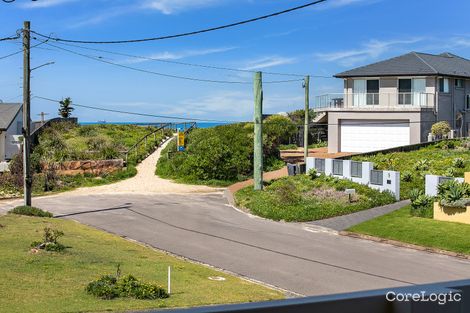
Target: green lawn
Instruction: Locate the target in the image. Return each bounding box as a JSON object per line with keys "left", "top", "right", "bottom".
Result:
{"left": 348, "top": 205, "right": 470, "bottom": 255}
{"left": 0, "top": 215, "right": 283, "bottom": 313}
{"left": 235, "top": 175, "right": 396, "bottom": 222}
{"left": 352, "top": 139, "right": 470, "bottom": 199}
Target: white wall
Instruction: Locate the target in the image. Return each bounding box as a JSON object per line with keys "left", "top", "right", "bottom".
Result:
{"left": 4, "top": 109, "right": 23, "bottom": 160}
{"left": 425, "top": 175, "right": 465, "bottom": 197}
{"left": 306, "top": 157, "right": 400, "bottom": 200}
{"left": 0, "top": 131, "right": 5, "bottom": 162}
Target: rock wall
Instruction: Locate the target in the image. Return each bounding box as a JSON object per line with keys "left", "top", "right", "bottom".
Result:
{"left": 42, "top": 159, "right": 124, "bottom": 176}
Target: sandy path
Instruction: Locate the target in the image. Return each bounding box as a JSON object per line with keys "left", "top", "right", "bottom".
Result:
{"left": 63, "top": 138, "right": 220, "bottom": 195}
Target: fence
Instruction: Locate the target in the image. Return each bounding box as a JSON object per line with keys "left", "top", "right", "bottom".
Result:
{"left": 123, "top": 123, "right": 171, "bottom": 164}
{"left": 425, "top": 175, "right": 465, "bottom": 197}
{"left": 141, "top": 279, "right": 470, "bottom": 313}
{"left": 306, "top": 157, "right": 400, "bottom": 200}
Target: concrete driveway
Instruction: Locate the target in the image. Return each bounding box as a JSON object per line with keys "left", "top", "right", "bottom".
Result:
{"left": 2, "top": 192, "right": 470, "bottom": 296}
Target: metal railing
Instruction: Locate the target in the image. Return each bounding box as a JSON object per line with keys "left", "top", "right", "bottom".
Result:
{"left": 315, "top": 92, "right": 435, "bottom": 110}
{"left": 123, "top": 123, "right": 171, "bottom": 164}
{"left": 144, "top": 279, "right": 470, "bottom": 313}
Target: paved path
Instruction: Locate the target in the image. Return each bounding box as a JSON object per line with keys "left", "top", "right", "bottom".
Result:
{"left": 308, "top": 200, "right": 411, "bottom": 231}
{"left": 1, "top": 193, "right": 469, "bottom": 296}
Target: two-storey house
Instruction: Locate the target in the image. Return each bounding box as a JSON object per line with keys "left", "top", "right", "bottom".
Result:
{"left": 0, "top": 103, "right": 23, "bottom": 161}
{"left": 315, "top": 52, "right": 470, "bottom": 153}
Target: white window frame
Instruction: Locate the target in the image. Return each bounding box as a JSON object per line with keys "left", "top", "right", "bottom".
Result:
{"left": 439, "top": 78, "right": 450, "bottom": 93}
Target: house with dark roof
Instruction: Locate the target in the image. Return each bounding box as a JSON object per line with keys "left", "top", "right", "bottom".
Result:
{"left": 0, "top": 103, "right": 23, "bottom": 161}
{"left": 314, "top": 52, "right": 470, "bottom": 153}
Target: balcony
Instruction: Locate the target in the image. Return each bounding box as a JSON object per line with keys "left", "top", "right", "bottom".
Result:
{"left": 315, "top": 92, "right": 435, "bottom": 111}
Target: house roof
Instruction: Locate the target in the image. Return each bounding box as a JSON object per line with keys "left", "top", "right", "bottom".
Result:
{"left": 335, "top": 52, "right": 470, "bottom": 78}
{"left": 0, "top": 103, "right": 22, "bottom": 130}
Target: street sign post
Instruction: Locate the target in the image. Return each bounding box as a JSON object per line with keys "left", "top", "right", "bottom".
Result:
{"left": 177, "top": 130, "right": 185, "bottom": 152}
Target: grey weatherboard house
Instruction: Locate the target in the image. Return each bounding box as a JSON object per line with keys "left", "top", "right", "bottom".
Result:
{"left": 0, "top": 103, "right": 23, "bottom": 161}
{"left": 314, "top": 52, "right": 470, "bottom": 153}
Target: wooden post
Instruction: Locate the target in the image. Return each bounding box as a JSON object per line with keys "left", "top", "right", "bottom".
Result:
{"left": 304, "top": 75, "right": 310, "bottom": 163}
{"left": 253, "top": 72, "right": 263, "bottom": 190}
{"left": 22, "top": 21, "right": 32, "bottom": 206}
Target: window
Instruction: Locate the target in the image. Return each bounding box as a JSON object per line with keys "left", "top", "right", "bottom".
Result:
{"left": 455, "top": 79, "right": 464, "bottom": 88}
{"left": 332, "top": 160, "right": 343, "bottom": 176}
{"left": 370, "top": 170, "right": 383, "bottom": 186}
{"left": 398, "top": 79, "right": 412, "bottom": 105}
{"left": 366, "top": 80, "right": 379, "bottom": 105}
{"left": 438, "top": 177, "right": 454, "bottom": 185}
{"left": 467, "top": 95, "right": 470, "bottom": 110}
{"left": 439, "top": 78, "right": 450, "bottom": 93}
{"left": 314, "top": 158, "right": 325, "bottom": 173}
{"left": 351, "top": 161, "right": 362, "bottom": 178}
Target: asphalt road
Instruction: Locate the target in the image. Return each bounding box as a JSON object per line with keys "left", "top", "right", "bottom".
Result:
{"left": 2, "top": 193, "right": 470, "bottom": 296}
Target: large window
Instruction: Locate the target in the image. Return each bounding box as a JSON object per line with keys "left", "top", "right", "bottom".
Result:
{"left": 455, "top": 79, "right": 464, "bottom": 88}
{"left": 439, "top": 78, "right": 450, "bottom": 93}
{"left": 332, "top": 160, "right": 343, "bottom": 176}
{"left": 366, "top": 80, "right": 379, "bottom": 105}
{"left": 314, "top": 159, "right": 325, "bottom": 173}
{"left": 467, "top": 95, "right": 470, "bottom": 110}
{"left": 398, "top": 79, "right": 412, "bottom": 105}
{"left": 351, "top": 161, "right": 362, "bottom": 178}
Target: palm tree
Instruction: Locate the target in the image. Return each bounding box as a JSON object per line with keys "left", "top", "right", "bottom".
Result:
{"left": 58, "top": 97, "right": 74, "bottom": 118}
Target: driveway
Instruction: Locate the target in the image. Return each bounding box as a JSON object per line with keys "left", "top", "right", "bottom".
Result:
{"left": 2, "top": 192, "right": 469, "bottom": 296}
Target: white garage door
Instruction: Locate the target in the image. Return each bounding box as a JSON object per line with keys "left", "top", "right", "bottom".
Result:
{"left": 340, "top": 120, "right": 410, "bottom": 153}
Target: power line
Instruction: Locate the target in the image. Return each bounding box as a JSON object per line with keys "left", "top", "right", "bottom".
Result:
{"left": 30, "top": 0, "right": 328, "bottom": 44}
{"left": 0, "top": 37, "right": 50, "bottom": 60}
{"left": 51, "top": 40, "right": 334, "bottom": 79}
{"left": 42, "top": 41, "right": 303, "bottom": 84}
{"left": 0, "top": 33, "right": 20, "bottom": 42}
{"left": 34, "top": 96, "right": 242, "bottom": 123}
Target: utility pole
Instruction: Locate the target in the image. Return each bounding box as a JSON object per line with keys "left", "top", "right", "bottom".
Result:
{"left": 37, "top": 112, "right": 49, "bottom": 124}
{"left": 22, "top": 21, "right": 32, "bottom": 206}
{"left": 303, "top": 75, "right": 310, "bottom": 163}
{"left": 253, "top": 72, "right": 263, "bottom": 190}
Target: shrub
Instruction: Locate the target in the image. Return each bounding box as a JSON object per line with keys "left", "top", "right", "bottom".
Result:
{"left": 9, "top": 206, "right": 53, "bottom": 217}
{"left": 31, "top": 227, "right": 66, "bottom": 252}
{"left": 437, "top": 180, "right": 470, "bottom": 208}
{"left": 270, "top": 179, "right": 302, "bottom": 205}
{"left": 86, "top": 272, "right": 169, "bottom": 300}
{"left": 402, "top": 171, "right": 413, "bottom": 182}
{"left": 413, "top": 159, "right": 430, "bottom": 171}
{"left": 307, "top": 168, "right": 318, "bottom": 180}
{"left": 431, "top": 121, "right": 451, "bottom": 138}
{"left": 453, "top": 157, "right": 465, "bottom": 168}
{"left": 410, "top": 190, "right": 433, "bottom": 218}
{"left": 444, "top": 167, "right": 457, "bottom": 177}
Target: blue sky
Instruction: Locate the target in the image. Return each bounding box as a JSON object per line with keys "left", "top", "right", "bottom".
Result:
{"left": 0, "top": 0, "right": 469, "bottom": 123}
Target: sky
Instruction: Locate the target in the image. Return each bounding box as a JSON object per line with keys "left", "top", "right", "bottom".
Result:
{"left": 0, "top": 0, "right": 469, "bottom": 123}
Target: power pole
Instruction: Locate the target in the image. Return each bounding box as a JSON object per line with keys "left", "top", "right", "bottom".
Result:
{"left": 253, "top": 72, "right": 263, "bottom": 190}
{"left": 303, "top": 75, "right": 310, "bottom": 163}
{"left": 22, "top": 21, "right": 32, "bottom": 206}
{"left": 37, "top": 112, "right": 49, "bottom": 124}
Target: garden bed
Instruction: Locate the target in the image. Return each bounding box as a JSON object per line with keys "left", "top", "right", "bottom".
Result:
{"left": 352, "top": 139, "right": 470, "bottom": 199}
{"left": 234, "top": 175, "right": 396, "bottom": 222}
{"left": 0, "top": 215, "right": 283, "bottom": 313}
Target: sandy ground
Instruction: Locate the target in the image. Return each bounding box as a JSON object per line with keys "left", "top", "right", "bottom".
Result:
{"left": 59, "top": 138, "right": 220, "bottom": 196}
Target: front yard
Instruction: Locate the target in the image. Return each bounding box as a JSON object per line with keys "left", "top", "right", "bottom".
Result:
{"left": 348, "top": 205, "right": 470, "bottom": 255}
{"left": 352, "top": 139, "right": 470, "bottom": 199}
{"left": 235, "top": 175, "right": 396, "bottom": 222}
{"left": 0, "top": 214, "right": 283, "bottom": 313}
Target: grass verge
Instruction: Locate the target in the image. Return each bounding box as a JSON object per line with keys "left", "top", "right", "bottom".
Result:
{"left": 348, "top": 205, "right": 470, "bottom": 255}
{"left": 0, "top": 215, "right": 283, "bottom": 313}
{"left": 234, "top": 175, "right": 396, "bottom": 222}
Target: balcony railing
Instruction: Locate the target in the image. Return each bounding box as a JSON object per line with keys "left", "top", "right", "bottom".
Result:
{"left": 315, "top": 92, "right": 435, "bottom": 110}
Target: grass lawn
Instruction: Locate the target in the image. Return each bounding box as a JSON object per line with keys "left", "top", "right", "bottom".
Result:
{"left": 0, "top": 215, "right": 283, "bottom": 313}
{"left": 235, "top": 175, "right": 396, "bottom": 222}
{"left": 352, "top": 139, "right": 470, "bottom": 199}
{"left": 348, "top": 205, "right": 470, "bottom": 255}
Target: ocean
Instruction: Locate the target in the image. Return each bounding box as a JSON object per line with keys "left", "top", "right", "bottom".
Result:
{"left": 79, "top": 122, "right": 230, "bottom": 129}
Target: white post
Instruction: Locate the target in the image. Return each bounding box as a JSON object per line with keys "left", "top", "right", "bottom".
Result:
{"left": 167, "top": 266, "right": 171, "bottom": 294}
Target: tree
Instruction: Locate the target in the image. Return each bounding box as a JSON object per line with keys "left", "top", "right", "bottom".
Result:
{"left": 58, "top": 97, "right": 74, "bottom": 118}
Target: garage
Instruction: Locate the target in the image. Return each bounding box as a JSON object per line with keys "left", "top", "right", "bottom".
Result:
{"left": 340, "top": 119, "right": 410, "bottom": 153}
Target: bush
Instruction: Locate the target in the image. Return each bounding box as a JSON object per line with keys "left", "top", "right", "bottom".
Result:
{"left": 402, "top": 171, "right": 413, "bottom": 182}
{"left": 409, "top": 189, "right": 433, "bottom": 218}
{"left": 307, "top": 168, "right": 318, "bottom": 180}
{"left": 9, "top": 206, "right": 53, "bottom": 218}
{"left": 453, "top": 157, "right": 465, "bottom": 168}
{"left": 86, "top": 272, "right": 169, "bottom": 300}
{"left": 413, "top": 159, "right": 430, "bottom": 171}
{"left": 431, "top": 121, "right": 451, "bottom": 138}
{"left": 31, "top": 227, "right": 66, "bottom": 252}
{"left": 437, "top": 180, "right": 470, "bottom": 208}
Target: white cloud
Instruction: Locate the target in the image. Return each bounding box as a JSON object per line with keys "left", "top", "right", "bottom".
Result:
{"left": 315, "top": 38, "right": 423, "bottom": 66}
{"left": 122, "top": 47, "right": 237, "bottom": 64}
{"left": 142, "top": 0, "right": 221, "bottom": 14}
{"left": 20, "top": 0, "right": 78, "bottom": 8}
{"left": 242, "top": 56, "right": 298, "bottom": 71}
